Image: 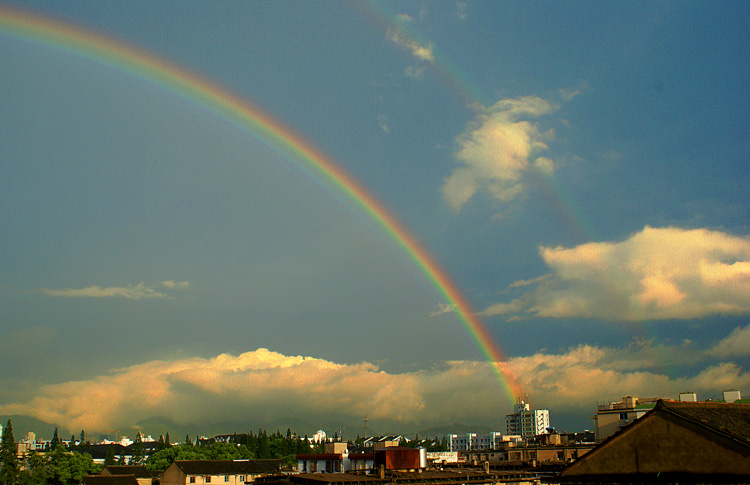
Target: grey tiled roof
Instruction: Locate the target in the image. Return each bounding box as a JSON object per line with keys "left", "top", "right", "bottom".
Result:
{"left": 83, "top": 475, "right": 140, "bottom": 485}
{"left": 173, "top": 460, "right": 282, "bottom": 475}
{"left": 658, "top": 399, "right": 750, "bottom": 443}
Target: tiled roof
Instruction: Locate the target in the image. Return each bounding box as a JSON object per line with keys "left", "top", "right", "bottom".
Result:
{"left": 102, "top": 466, "right": 158, "bottom": 478}
{"left": 296, "top": 454, "right": 342, "bottom": 460}
{"left": 292, "top": 473, "right": 382, "bottom": 484}
{"left": 173, "top": 460, "right": 282, "bottom": 475}
{"left": 86, "top": 444, "right": 131, "bottom": 459}
{"left": 560, "top": 399, "right": 750, "bottom": 479}
{"left": 83, "top": 475, "right": 140, "bottom": 485}
{"left": 657, "top": 399, "right": 750, "bottom": 443}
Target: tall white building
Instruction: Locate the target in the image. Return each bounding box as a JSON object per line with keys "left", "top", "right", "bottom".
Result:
{"left": 505, "top": 399, "right": 550, "bottom": 439}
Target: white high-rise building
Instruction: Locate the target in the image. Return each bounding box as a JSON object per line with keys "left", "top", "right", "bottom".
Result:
{"left": 505, "top": 399, "right": 550, "bottom": 439}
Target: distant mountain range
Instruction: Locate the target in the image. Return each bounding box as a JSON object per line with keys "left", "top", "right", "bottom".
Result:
{"left": 0, "top": 415, "right": 64, "bottom": 441}
{"left": 0, "top": 414, "right": 506, "bottom": 443}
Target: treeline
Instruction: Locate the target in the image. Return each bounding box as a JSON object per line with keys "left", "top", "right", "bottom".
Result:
{"left": 147, "top": 429, "right": 312, "bottom": 471}
{"left": 1, "top": 419, "right": 101, "bottom": 485}
{"left": 0, "top": 417, "right": 451, "bottom": 485}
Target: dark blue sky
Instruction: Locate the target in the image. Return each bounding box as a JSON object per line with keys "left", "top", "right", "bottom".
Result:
{"left": 1, "top": 1, "right": 748, "bottom": 434}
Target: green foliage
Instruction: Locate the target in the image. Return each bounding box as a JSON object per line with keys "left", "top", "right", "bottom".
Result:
{"left": 19, "top": 449, "right": 100, "bottom": 485}
{"left": 145, "top": 442, "right": 254, "bottom": 472}
{"left": 130, "top": 433, "right": 144, "bottom": 465}
{"left": 1, "top": 419, "right": 19, "bottom": 485}
{"left": 103, "top": 446, "right": 116, "bottom": 466}
{"left": 49, "top": 429, "right": 60, "bottom": 452}
{"left": 144, "top": 429, "right": 314, "bottom": 472}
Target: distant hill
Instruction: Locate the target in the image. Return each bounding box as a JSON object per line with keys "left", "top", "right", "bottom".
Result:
{"left": 1, "top": 415, "right": 512, "bottom": 444}
{"left": 0, "top": 415, "right": 59, "bottom": 441}
{"left": 416, "top": 423, "right": 500, "bottom": 439}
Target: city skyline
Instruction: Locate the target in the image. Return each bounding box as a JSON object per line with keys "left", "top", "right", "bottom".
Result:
{"left": 1, "top": 1, "right": 749, "bottom": 434}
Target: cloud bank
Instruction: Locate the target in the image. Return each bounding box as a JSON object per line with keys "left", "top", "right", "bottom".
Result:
{"left": 483, "top": 226, "right": 750, "bottom": 321}
{"left": 443, "top": 96, "right": 558, "bottom": 211}
{"left": 2, "top": 339, "right": 748, "bottom": 435}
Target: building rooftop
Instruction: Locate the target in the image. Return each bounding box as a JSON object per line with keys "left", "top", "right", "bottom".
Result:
{"left": 102, "top": 465, "right": 158, "bottom": 478}
{"left": 171, "top": 460, "right": 282, "bottom": 475}
{"left": 82, "top": 475, "right": 140, "bottom": 485}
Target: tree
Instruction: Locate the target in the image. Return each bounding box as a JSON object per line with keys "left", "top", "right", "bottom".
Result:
{"left": 184, "top": 435, "right": 192, "bottom": 446}
{"left": 104, "top": 446, "right": 116, "bottom": 466}
{"left": 23, "top": 448, "right": 100, "bottom": 485}
{"left": 50, "top": 428, "right": 60, "bottom": 450}
{"left": 0, "top": 418, "right": 19, "bottom": 485}
{"left": 164, "top": 433, "right": 171, "bottom": 448}
{"left": 79, "top": 431, "right": 85, "bottom": 445}
{"left": 130, "top": 432, "right": 144, "bottom": 465}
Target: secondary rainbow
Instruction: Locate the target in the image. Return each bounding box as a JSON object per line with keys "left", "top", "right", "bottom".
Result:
{"left": 0, "top": 6, "right": 521, "bottom": 403}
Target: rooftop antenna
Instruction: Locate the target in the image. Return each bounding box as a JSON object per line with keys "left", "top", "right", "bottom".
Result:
{"left": 364, "top": 417, "right": 368, "bottom": 439}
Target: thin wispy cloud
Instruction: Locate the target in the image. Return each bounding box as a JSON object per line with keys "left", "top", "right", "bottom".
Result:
{"left": 482, "top": 226, "right": 750, "bottom": 321}
{"left": 161, "top": 280, "right": 190, "bottom": 290}
{"left": 387, "top": 28, "right": 435, "bottom": 63}
{"left": 429, "top": 302, "right": 457, "bottom": 317}
{"left": 387, "top": 12, "right": 434, "bottom": 68}
{"left": 40, "top": 281, "right": 189, "bottom": 300}
{"left": 443, "top": 96, "right": 558, "bottom": 211}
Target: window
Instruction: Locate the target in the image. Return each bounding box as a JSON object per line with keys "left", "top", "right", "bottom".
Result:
{"left": 190, "top": 478, "right": 196, "bottom": 484}
{"left": 224, "top": 477, "right": 229, "bottom": 482}
{"left": 619, "top": 412, "right": 628, "bottom": 420}
{"left": 206, "top": 477, "right": 211, "bottom": 483}
{"left": 239, "top": 476, "right": 245, "bottom": 483}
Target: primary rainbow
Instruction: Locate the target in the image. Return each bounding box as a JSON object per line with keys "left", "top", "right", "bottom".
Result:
{"left": 0, "top": 6, "right": 521, "bottom": 404}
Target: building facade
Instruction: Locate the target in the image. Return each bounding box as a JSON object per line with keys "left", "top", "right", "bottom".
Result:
{"left": 448, "top": 433, "right": 520, "bottom": 452}
{"left": 504, "top": 400, "right": 550, "bottom": 439}
{"left": 593, "top": 395, "right": 658, "bottom": 443}
{"left": 161, "top": 460, "right": 281, "bottom": 485}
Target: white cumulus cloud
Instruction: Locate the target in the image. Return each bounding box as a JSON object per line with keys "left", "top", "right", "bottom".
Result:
{"left": 443, "top": 96, "right": 558, "bottom": 211}
{"left": 482, "top": 226, "right": 750, "bottom": 321}
{"left": 708, "top": 324, "right": 750, "bottom": 358}
{"left": 2, "top": 342, "right": 748, "bottom": 435}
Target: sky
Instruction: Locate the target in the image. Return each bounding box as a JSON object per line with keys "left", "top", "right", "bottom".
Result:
{"left": 1, "top": 1, "right": 749, "bottom": 438}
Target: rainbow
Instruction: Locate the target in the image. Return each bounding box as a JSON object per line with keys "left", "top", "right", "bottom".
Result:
{"left": 0, "top": 6, "right": 521, "bottom": 403}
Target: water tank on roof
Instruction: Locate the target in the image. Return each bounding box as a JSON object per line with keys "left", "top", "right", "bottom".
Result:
{"left": 723, "top": 389, "right": 741, "bottom": 402}
{"left": 678, "top": 391, "right": 697, "bottom": 402}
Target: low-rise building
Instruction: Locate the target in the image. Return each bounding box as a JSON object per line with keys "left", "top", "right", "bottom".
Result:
{"left": 593, "top": 395, "right": 659, "bottom": 443}
{"left": 102, "top": 465, "right": 158, "bottom": 485}
{"left": 448, "top": 433, "right": 520, "bottom": 452}
{"left": 82, "top": 475, "right": 140, "bottom": 485}
{"left": 161, "top": 460, "right": 282, "bottom": 485}
{"left": 560, "top": 399, "right": 750, "bottom": 483}
{"left": 297, "top": 443, "right": 375, "bottom": 474}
